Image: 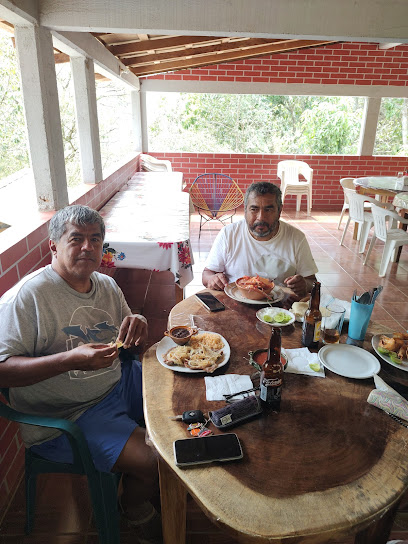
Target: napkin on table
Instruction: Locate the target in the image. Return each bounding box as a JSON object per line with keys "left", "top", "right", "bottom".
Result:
{"left": 283, "top": 347, "right": 325, "bottom": 378}
{"left": 367, "top": 375, "right": 408, "bottom": 422}
{"left": 204, "top": 374, "right": 254, "bottom": 401}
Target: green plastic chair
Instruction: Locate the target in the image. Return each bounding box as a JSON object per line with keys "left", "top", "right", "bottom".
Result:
{"left": 0, "top": 388, "right": 121, "bottom": 544}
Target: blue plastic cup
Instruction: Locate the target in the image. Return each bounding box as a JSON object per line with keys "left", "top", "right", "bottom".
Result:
{"left": 348, "top": 300, "right": 374, "bottom": 341}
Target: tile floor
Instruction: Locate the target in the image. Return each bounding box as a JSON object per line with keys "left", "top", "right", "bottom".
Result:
{"left": 1, "top": 208, "right": 408, "bottom": 543}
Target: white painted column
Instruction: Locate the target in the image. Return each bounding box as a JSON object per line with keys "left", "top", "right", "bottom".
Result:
{"left": 140, "top": 89, "right": 149, "bottom": 152}
{"left": 131, "top": 90, "right": 142, "bottom": 152}
{"left": 70, "top": 56, "right": 103, "bottom": 184}
{"left": 14, "top": 24, "right": 68, "bottom": 210}
{"left": 358, "top": 97, "right": 382, "bottom": 156}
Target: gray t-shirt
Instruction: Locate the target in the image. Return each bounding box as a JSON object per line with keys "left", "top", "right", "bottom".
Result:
{"left": 0, "top": 265, "right": 134, "bottom": 447}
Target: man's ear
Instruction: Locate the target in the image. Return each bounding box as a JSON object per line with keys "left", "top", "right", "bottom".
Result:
{"left": 49, "top": 240, "right": 57, "bottom": 255}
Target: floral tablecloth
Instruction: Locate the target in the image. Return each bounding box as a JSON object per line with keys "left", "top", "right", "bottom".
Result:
{"left": 99, "top": 188, "right": 193, "bottom": 288}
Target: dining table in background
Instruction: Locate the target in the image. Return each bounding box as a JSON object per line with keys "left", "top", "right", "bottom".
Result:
{"left": 143, "top": 290, "right": 408, "bottom": 544}
{"left": 99, "top": 171, "right": 193, "bottom": 303}
{"left": 353, "top": 176, "right": 408, "bottom": 201}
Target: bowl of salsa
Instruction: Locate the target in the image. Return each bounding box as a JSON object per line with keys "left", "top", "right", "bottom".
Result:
{"left": 164, "top": 326, "right": 199, "bottom": 345}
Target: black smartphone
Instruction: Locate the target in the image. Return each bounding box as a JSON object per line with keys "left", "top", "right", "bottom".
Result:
{"left": 195, "top": 292, "right": 225, "bottom": 312}
{"left": 173, "top": 433, "right": 243, "bottom": 467}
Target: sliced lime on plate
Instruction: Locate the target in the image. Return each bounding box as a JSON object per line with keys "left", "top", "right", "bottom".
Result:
{"left": 309, "top": 362, "right": 321, "bottom": 372}
{"left": 263, "top": 315, "right": 273, "bottom": 323}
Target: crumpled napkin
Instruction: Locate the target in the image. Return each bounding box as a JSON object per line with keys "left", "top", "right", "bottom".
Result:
{"left": 367, "top": 375, "right": 408, "bottom": 422}
{"left": 204, "top": 374, "right": 254, "bottom": 401}
{"left": 283, "top": 347, "right": 325, "bottom": 378}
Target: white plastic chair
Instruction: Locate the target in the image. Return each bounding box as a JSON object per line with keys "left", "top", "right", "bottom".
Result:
{"left": 338, "top": 178, "right": 372, "bottom": 229}
{"left": 140, "top": 153, "right": 172, "bottom": 172}
{"left": 363, "top": 203, "right": 408, "bottom": 277}
{"left": 277, "top": 160, "right": 313, "bottom": 215}
{"left": 339, "top": 193, "right": 384, "bottom": 253}
{"left": 337, "top": 178, "right": 356, "bottom": 229}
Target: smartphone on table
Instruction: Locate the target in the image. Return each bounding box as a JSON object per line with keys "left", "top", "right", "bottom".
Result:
{"left": 173, "top": 433, "right": 243, "bottom": 467}
{"left": 195, "top": 292, "right": 225, "bottom": 312}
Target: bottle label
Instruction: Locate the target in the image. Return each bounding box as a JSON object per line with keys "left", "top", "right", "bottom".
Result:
{"left": 262, "top": 377, "right": 282, "bottom": 387}
{"left": 260, "top": 384, "right": 282, "bottom": 403}
{"left": 314, "top": 321, "right": 321, "bottom": 342}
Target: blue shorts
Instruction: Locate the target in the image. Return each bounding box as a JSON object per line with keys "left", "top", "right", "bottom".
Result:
{"left": 30, "top": 358, "right": 143, "bottom": 473}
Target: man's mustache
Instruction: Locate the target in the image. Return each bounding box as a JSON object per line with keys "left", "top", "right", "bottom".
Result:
{"left": 253, "top": 221, "right": 270, "bottom": 228}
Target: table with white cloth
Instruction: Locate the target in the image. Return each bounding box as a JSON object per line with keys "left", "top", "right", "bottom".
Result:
{"left": 99, "top": 172, "right": 193, "bottom": 303}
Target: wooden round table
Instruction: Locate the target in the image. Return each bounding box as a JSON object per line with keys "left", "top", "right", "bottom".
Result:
{"left": 142, "top": 290, "right": 408, "bottom": 544}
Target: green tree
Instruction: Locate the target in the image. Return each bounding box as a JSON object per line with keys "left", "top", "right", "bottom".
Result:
{"left": 148, "top": 93, "right": 365, "bottom": 155}
{"left": 0, "top": 33, "right": 29, "bottom": 178}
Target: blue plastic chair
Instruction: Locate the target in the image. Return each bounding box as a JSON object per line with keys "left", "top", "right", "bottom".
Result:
{"left": 0, "top": 388, "right": 120, "bottom": 544}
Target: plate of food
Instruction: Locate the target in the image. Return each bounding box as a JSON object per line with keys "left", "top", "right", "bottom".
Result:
{"left": 372, "top": 333, "right": 408, "bottom": 372}
{"left": 318, "top": 344, "right": 380, "bottom": 379}
{"left": 156, "top": 331, "right": 230, "bottom": 373}
{"left": 224, "top": 280, "right": 284, "bottom": 305}
{"left": 256, "top": 307, "right": 296, "bottom": 327}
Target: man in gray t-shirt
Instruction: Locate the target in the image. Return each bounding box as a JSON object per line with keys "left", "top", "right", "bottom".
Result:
{"left": 0, "top": 205, "right": 160, "bottom": 534}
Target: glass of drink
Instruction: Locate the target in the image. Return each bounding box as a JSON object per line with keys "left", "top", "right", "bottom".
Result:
{"left": 321, "top": 303, "right": 346, "bottom": 344}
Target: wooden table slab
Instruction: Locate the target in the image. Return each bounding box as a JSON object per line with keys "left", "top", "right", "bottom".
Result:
{"left": 142, "top": 291, "right": 408, "bottom": 544}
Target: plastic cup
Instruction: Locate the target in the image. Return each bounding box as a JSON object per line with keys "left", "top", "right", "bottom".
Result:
{"left": 321, "top": 303, "right": 345, "bottom": 344}
{"left": 348, "top": 300, "right": 374, "bottom": 341}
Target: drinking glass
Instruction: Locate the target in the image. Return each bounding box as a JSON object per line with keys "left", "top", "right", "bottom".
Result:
{"left": 321, "top": 303, "right": 346, "bottom": 344}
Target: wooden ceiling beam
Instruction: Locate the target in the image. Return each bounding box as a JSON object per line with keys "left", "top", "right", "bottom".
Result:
{"left": 131, "top": 40, "right": 336, "bottom": 76}
{"left": 108, "top": 35, "right": 232, "bottom": 56}
{"left": 122, "top": 38, "right": 294, "bottom": 67}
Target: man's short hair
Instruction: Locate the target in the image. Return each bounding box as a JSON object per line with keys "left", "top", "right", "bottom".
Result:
{"left": 49, "top": 205, "right": 105, "bottom": 242}
{"left": 244, "top": 182, "right": 282, "bottom": 210}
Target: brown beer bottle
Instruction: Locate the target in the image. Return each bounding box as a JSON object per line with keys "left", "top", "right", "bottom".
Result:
{"left": 301, "top": 281, "right": 322, "bottom": 349}
{"left": 260, "top": 327, "right": 283, "bottom": 412}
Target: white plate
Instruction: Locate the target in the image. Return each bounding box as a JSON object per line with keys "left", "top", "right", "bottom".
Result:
{"left": 156, "top": 331, "right": 230, "bottom": 373}
{"left": 318, "top": 344, "right": 380, "bottom": 379}
{"left": 372, "top": 333, "right": 408, "bottom": 372}
{"left": 224, "top": 282, "right": 284, "bottom": 305}
{"left": 256, "top": 307, "right": 295, "bottom": 327}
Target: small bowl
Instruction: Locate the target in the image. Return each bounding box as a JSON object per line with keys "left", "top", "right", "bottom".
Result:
{"left": 248, "top": 349, "right": 288, "bottom": 371}
{"left": 164, "top": 326, "right": 198, "bottom": 346}
{"left": 235, "top": 276, "right": 274, "bottom": 301}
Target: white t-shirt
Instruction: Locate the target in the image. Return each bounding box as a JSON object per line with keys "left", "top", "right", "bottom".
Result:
{"left": 204, "top": 219, "right": 318, "bottom": 284}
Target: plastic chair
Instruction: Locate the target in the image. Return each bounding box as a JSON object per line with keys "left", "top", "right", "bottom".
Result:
{"left": 277, "top": 160, "right": 313, "bottom": 215}
{"left": 140, "top": 153, "right": 172, "bottom": 172}
{"left": 339, "top": 193, "right": 380, "bottom": 253}
{"left": 363, "top": 203, "right": 408, "bottom": 277}
{"left": 189, "top": 173, "right": 244, "bottom": 237}
{"left": 338, "top": 178, "right": 376, "bottom": 229}
{"left": 0, "top": 388, "right": 120, "bottom": 544}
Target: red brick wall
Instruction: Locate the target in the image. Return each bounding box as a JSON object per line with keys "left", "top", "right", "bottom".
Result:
{"left": 0, "top": 155, "right": 140, "bottom": 513}
{"left": 151, "top": 152, "right": 408, "bottom": 210}
{"left": 144, "top": 42, "right": 408, "bottom": 86}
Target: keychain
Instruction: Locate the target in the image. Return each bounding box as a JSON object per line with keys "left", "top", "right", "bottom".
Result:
{"left": 170, "top": 409, "right": 213, "bottom": 437}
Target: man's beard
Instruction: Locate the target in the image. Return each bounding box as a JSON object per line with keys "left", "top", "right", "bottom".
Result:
{"left": 249, "top": 220, "right": 277, "bottom": 238}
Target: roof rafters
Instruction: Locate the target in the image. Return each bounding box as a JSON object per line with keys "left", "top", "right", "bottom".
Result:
{"left": 128, "top": 39, "right": 336, "bottom": 77}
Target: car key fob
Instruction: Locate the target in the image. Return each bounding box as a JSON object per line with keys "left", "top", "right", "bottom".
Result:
{"left": 182, "top": 410, "right": 205, "bottom": 424}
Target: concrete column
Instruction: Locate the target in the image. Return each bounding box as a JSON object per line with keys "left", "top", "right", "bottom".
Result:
{"left": 140, "top": 89, "right": 149, "bottom": 152}
{"left": 358, "top": 97, "right": 382, "bottom": 156}
{"left": 70, "top": 56, "right": 103, "bottom": 184}
{"left": 131, "top": 90, "right": 142, "bottom": 152}
{"left": 14, "top": 24, "right": 68, "bottom": 211}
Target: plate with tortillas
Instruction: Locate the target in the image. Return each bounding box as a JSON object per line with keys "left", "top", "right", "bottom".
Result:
{"left": 156, "top": 331, "right": 230, "bottom": 373}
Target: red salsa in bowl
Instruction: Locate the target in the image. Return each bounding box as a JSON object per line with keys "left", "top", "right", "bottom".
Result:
{"left": 164, "top": 326, "right": 198, "bottom": 345}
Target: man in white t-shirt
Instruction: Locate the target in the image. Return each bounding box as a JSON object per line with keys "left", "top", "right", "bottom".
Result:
{"left": 202, "top": 182, "right": 318, "bottom": 299}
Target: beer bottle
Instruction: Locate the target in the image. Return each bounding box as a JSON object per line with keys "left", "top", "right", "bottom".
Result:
{"left": 301, "top": 281, "right": 322, "bottom": 349}
{"left": 260, "top": 327, "right": 283, "bottom": 412}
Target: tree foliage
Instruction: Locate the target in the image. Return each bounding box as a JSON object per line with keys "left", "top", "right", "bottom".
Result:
{"left": 148, "top": 93, "right": 369, "bottom": 155}
{"left": 0, "top": 33, "right": 29, "bottom": 178}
